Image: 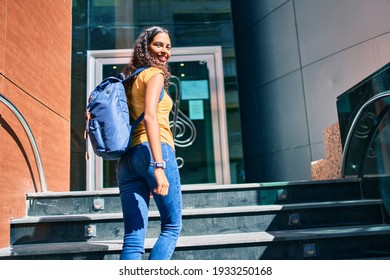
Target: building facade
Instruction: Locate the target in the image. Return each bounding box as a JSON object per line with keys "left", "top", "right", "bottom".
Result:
{"left": 1, "top": 0, "right": 390, "bottom": 249}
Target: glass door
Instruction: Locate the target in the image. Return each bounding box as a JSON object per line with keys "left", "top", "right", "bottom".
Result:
{"left": 86, "top": 47, "right": 230, "bottom": 190}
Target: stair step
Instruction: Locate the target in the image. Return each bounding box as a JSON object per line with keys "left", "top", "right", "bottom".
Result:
{"left": 10, "top": 199, "right": 385, "bottom": 245}
{"left": 5, "top": 178, "right": 389, "bottom": 260}
{"left": 25, "top": 178, "right": 377, "bottom": 216}
{"left": 172, "top": 224, "right": 390, "bottom": 260}
{"left": 16, "top": 199, "right": 386, "bottom": 223}
{"left": 2, "top": 224, "right": 390, "bottom": 260}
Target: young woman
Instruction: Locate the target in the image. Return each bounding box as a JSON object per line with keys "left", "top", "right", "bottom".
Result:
{"left": 116, "top": 26, "right": 182, "bottom": 260}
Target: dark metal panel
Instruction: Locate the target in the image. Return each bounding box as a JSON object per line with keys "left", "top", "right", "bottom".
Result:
{"left": 235, "top": 1, "right": 300, "bottom": 90}
{"left": 231, "top": 0, "right": 289, "bottom": 36}
{"left": 253, "top": 71, "right": 309, "bottom": 155}
{"left": 245, "top": 146, "right": 312, "bottom": 182}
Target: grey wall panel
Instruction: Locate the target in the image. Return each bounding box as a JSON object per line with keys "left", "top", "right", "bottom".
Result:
{"left": 253, "top": 70, "right": 309, "bottom": 155}
{"left": 231, "top": 0, "right": 390, "bottom": 183}
{"left": 303, "top": 33, "right": 390, "bottom": 147}
{"left": 235, "top": 1, "right": 300, "bottom": 91}
{"left": 295, "top": 0, "right": 390, "bottom": 66}
{"left": 310, "top": 142, "right": 325, "bottom": 162}
{"left": 374, "top": 33, "right": 390, "bottom": 63}
{"left": 245, "top": 146, "right": 311, "bottom": 182}
{"left": 231, "top": 0, "right": 289, "bottom": 36}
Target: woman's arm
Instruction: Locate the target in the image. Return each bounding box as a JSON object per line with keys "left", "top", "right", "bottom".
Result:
{"left": 143, "top": 73, "right": 169, "bottom": 196}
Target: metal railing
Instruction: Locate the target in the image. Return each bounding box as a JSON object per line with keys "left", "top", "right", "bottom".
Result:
{"left": 0, "top": 93, "right": 47, "bottom": 192}
{"left": 340, "top": 90, "right": 390, "bottom": 178}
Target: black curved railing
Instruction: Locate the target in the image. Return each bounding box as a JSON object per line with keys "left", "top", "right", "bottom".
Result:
{"left": 0, "top": 93, "right": 47, "bottom": 192}
{"left": 340, "top": 91, "right": 390, "bottom": 215}
{"left": 341, "top": 91, "right": 390, "bottom": 178}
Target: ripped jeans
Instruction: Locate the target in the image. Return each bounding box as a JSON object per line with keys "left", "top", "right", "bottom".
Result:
{"left": 116, "top": 142, "right": 182, "bottom": 260}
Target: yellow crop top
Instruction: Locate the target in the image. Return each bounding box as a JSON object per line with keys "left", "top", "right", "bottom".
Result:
{"left": 126, "top": 67, "right": 175, "bottom": 149}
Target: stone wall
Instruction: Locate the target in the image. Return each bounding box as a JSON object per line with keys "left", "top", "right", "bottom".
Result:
{"left": 311, "top": 122, "right": 343, "bottom": 180}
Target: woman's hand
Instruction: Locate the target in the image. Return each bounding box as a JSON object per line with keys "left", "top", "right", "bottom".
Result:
{"left": 153, "top": 168, "right": 169, "bottom": 196}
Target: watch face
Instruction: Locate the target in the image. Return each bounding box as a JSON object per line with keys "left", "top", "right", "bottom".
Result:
{"left": 155, "top": 162, "right": 166, "bottom": 169}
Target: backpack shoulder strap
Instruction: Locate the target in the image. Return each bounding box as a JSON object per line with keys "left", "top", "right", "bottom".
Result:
{"left": 125, "top": 66, "right": 165, "bottom": 131}
{"left": 130, "top": 86, "right": 165, "bottom": 133}
{"left": 121, "top": 67, "right": 147, "bottom": 86}
{"left": 159, "top": 87, "right": 164, "bottom": 101}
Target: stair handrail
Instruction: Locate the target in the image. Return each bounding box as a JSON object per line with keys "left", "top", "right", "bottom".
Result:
{"left": 0, "top": 93, "right": 47, "bottom": 192}
{"left": 340, "top": 90, "right": 390, "bottom": 178}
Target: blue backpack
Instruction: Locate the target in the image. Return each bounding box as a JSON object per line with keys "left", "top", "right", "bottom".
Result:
{"left": 85, "top": 67, "right": 163, "bottom": 160}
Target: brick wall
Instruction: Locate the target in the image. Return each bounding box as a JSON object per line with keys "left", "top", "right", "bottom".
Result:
{"left": 0, "top": 0, "right": 72, "bottom": 248}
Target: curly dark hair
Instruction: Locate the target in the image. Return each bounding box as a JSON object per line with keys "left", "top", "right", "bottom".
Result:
{"left": 123, "top": 26, "right": 171, "bottom": 88}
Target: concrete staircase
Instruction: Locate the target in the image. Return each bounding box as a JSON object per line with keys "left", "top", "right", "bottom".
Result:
{"left": 1, "top": 178, "right": 390, "bottom": 260}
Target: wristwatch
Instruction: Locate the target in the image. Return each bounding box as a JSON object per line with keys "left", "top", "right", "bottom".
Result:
{"left": 153, "top": 162, "right": 166, "bottom": 169}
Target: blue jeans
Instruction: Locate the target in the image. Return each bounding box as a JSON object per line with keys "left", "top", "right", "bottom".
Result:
{"left": 116, "top": 142, "right": 182, "bottom": 260}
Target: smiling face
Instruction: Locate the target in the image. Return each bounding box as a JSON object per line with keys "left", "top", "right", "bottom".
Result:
{"left": 148, "top": 32, "right": 171, "bottom": 65}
